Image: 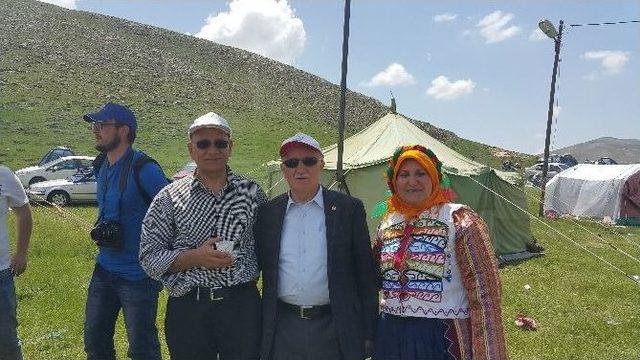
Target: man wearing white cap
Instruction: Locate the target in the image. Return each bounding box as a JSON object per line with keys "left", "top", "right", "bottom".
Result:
{"left": 255, "top": 133, "right": 378, "bottom": 360}
{"left": 140, "top": 112, "right": 267, "bottom": 360}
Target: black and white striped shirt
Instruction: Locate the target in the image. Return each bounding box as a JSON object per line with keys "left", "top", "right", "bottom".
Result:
{"left": 140, "top": 168, "right": 267, "bottom": 297}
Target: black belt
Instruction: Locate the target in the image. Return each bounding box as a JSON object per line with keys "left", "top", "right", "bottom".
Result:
{"left": 278, "top": 300, "right": 331, "bottom": 320}
{"left": 185, "top": 280, "right": 256, "bottom": 302}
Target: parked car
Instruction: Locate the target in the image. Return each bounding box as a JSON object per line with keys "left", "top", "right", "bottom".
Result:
{"left": 38, "top": 146, "right": 74, "bottom": 167}
{"left": 524, "top": 162, "right": 569, "bottom": 181}
{"left": 172, "top": 161, "right": 196, "bottom": 181}
{"left": 594, "top": 157, "right": 617, "bottom": 165}
{"left": 537, "top": 153, "right": 577, "bottom": 167}
{"left": 15, "top": 155, "right": 94, "bottom": 187}
{"left": 26, "top": 169, "right": 97, "bottom": 206}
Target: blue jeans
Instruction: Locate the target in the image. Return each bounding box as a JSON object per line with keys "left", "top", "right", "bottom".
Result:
{"left": 0, "top": 269, "right": 22, "bottom": 360}
{"left": 84, "top": 264, "right": 162, "bottom": 360}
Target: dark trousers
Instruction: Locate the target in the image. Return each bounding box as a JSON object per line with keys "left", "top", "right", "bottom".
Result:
{"left": 271, "top": 302, "right": 342, "bottom": 360}
{"left": 0, "top": 269, "right": 22, "bottom": 360}
{"left": 165, "top": 281, "right": 261, "bottom": 360}
{"left": 83, "top": 264, "right": 162, "bottom": 360}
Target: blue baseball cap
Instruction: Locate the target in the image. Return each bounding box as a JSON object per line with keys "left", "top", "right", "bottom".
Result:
{"left": 83, "top": 103, "right": 137, "bottom": 132}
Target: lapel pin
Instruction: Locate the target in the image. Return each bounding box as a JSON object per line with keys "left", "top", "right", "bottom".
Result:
{"left": 331, "top": 205, "right": 337, "bottom": 211}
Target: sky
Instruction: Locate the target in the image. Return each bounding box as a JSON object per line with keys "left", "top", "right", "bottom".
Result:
{"left": 39, "top": 0, "right": 640, "bottom": 154}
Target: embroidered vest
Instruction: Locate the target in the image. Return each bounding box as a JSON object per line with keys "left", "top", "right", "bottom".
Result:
{"left": 377, "top": 203, "right": 470, "bottom": 318}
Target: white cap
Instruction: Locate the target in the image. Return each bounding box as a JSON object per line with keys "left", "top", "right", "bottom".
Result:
{"left": 280, "top": 132, "right": 322, "bottom": 157}
{"left": 188, "top": 112, "right": 232, "bottom": 138}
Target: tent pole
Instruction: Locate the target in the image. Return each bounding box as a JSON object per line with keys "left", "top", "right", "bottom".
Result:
{"left": 336, "top": 0, "right": 351, "bottom": 195}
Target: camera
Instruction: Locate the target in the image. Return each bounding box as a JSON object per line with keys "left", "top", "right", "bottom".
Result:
{"left": 91, "top": 221, "right": 124, "bottom": 249}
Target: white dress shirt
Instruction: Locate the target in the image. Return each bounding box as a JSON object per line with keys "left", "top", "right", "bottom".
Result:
{"left": 0, "top": 166, "right": 29, "bottom": 271}
{"left": 278, "top": 187, "right": 329, "bottom": 305}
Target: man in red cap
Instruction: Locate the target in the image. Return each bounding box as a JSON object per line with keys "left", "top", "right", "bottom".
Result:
{"left": 255, "top": 133, "right": 378, "bottom": 360}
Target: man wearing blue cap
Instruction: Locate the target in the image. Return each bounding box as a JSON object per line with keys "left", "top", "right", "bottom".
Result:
{"left": 82, "top": 103, "right": 169, "bottom": 360}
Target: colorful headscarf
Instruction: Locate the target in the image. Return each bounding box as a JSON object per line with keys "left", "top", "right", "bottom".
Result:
{"left": 384, "top": 145, "right": 456, "bottom": 220}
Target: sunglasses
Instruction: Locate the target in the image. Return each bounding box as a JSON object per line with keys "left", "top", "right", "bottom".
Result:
{"left": 195, "top": 139, "right": 230, "bottom": 150}
{"left": 283, "top": 157, "right": 319, "bottom": 168}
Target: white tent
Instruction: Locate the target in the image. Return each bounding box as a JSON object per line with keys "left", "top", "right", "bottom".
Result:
{"left": 544, "top": 164, "right": 640, "bottom": 224}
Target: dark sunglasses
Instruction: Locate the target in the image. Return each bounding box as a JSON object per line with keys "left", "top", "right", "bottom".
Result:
{"left": 195, "top": 139, "right": 230, "bottom": 150}
{"left": 283, "top": 157, "right": 319, "bottom": 168}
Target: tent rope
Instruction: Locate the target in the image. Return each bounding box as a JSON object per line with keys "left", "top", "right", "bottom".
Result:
{"left": 266, "top": 176, "right": 286, "bottom": 194}
{"left": 466, "top": 176, "right": 640, "bottom": 286}
{"left": 27, "top": 194, "right": 94, "bottom": 232}
{"left": 327, "top": 168, "right": 352, "bottom": 191}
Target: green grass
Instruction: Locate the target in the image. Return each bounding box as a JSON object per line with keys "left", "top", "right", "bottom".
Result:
{"left": 6, "top": 187, "right": 640, "bottom": 359}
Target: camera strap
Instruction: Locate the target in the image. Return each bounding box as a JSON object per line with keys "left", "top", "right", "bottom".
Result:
{"left": 96, "top": 149, "right": 135, "bottom": 224}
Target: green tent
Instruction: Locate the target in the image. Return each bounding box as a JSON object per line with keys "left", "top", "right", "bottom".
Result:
{"left": 266, "top": 113, "right": 536, "bottom": 258}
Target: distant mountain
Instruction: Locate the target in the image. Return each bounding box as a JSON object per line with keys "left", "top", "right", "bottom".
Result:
{"left": 550, "top": 137, "right": 640, "bottom": 164}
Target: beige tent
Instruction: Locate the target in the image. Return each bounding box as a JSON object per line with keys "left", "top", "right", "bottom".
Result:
{"left": 266, "top": 113, "right": 535, "bottom": 258}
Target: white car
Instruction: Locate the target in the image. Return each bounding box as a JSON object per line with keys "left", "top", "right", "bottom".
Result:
{"left": 26, "top": 170, "right": 97, "bottom": 206}
{"left": 15, "top": 156, "right": 95, "bottom": 187}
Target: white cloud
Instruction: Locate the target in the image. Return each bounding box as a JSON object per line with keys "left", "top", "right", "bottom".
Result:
{"left": 195, "top": 0, "right": 306, "bottom": 65}
{"left": 37, "top": 0, "right": 77, "bottom": 9}
{"left": 362, "top": 63, "right": 416, "bottom": 87}
{"left": 476, "top": 10, "right": 521, "bottom": 43}
{"left": 433, "top": 13, "right": 458, "bottom": 23}
{"left": 426, "top": 75, "right": 475, "bottom": 100}
{"left": 529, "top": 28, "right": 548, "bottom": 41}
{"left": 553, "top": 105, "right": 561, "bottom": 119}
{"left": 582, "top": 50, "right": 630, "bottom": 75}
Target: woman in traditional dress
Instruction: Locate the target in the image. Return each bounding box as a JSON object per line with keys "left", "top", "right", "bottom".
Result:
{"left": 373, "top": 145, "right": 508, "bottom": 360}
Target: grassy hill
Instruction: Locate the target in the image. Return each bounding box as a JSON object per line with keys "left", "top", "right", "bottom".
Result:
{"left": 0, "top": 0, "right": 532, "bottom": 176}
{"left": 550, "top": 137, "right": 640, "bottom": 164}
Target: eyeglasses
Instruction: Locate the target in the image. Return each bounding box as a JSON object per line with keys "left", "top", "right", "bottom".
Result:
{"left": 90, "top": 122, "right": 119, "bottom": 132}
{"left": 282, "top": 157, "right": 319, "bottom": 168}
{"left": 195, "top": 139, "right": 230, "bottom": 150}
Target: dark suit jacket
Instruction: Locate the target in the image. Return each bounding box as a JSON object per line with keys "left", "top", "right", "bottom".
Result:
{"left": 255, "top": 188, "right": 378, "bottom": 360}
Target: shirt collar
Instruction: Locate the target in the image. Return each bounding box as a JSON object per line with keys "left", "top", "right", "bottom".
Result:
{"left": 190, "top": 165, "right": 237, "bottom": 193}
{"left": 286, "top": 186, "right": 324, "bottom": 211}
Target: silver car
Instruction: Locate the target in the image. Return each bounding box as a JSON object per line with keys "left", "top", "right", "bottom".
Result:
{"left": 15, "top": 155, "right": 94, "bottom": 187}
{"left": 26, "top": 170, "right": 96, "bottom": 206}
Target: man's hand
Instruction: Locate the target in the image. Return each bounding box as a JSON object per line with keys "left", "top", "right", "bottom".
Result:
{"left": 193, "top": 237, "right": 234, "bottom": 269}
{"left": 168, "top": 237, "right": 235, "bottom": 273}
{"left": 10, "top": 252, "right": 27, "bottom": 276}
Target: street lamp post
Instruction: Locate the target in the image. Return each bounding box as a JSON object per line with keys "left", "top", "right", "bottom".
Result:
{"left": 538, "top": 19, "right": 564, "bottom": 217}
